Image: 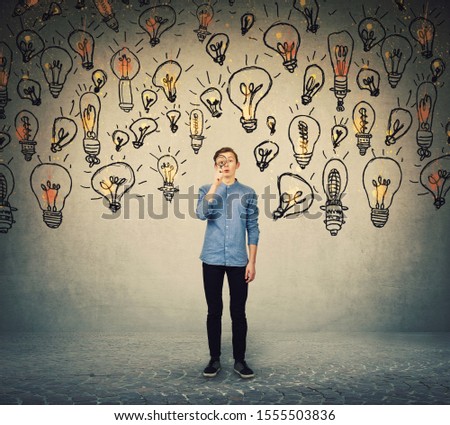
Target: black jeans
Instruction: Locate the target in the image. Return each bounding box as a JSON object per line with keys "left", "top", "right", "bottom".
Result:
{"left": 202, "top": 262, "right": 248, "bottom": 362}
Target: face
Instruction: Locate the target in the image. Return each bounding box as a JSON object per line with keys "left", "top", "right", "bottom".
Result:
{"left": 215, "top": 152, "right": 239, "bottom": 177}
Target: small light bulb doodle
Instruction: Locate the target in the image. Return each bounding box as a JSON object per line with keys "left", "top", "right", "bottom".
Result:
{"left": 320, "top": 159, "right": 349, "bottom": 236}
{"left": 416, "top": 82, "right": 437, "bottom": 161}
{"left": 51, "top": 117, "right": 77, "bottom": 153}
{"left": 93, "top": 0, "right": 119, "bottom": 32}
{"left": 30, "top": 163, "right": 72, "bottom": 229}
{"left": 331, "top": 119, "right": 348, "bottom": 149}
{"left": 254, "top": 140, "right": 279, "bottom": 172}
{"left": 166, "top": 109, "right": 181, "bottom": 133}
{"left": 194, "top": 3, "right": 214, "bottom": 42}
{"left": 288, "top": 115, "right": 321, "bottom": 169}
{"left": 430, "top": 58, "right": 445, "bottom": 83}
{"left": 142, "top": 89, "right": 158, "bottom": 112}
{"left": 420, "top": 155, "right": 450, "bottom": 209}
{"left": 356, "top": 68, "right": 380, "bottom": 97}
{"left": 206, "top": 33, "right": 229, "bottom": 66}
{"left": 68, "top": 30, "right": 95, "bottom": 70}
{"left": 293, "top": 0, "right": 319, "bottom": 34}
{"left": 42, "top": 2, "right": 62, "bottom": 21}
{"left": 381, "top": 35, "right": 412, "bottom": 88}
{"left": 302, "top": 64, "right": 324, "bottom": 105}
{"left": 266, "top": 116, "right": 276, "bottom": 135}
{"left": 358, "top": 18, "right": 386, "bottom": 52}
{"left": 80, "top": 92, "right": 102, "bottom": 167}
{"left": 139, "top": 5, "right": 176, "bottom": 47}
{"left": 241, "top": 13, "right": 255, "bottom": 36}
{"left": 362, "top": 157, "right": 402, "bottom": 228}
{"left": 92, "top": 162, "right": 135, "bottom": 213}
{"left": 0, "top": 130, "right": 11, "bottom": 152}
{"left": 272, "top": 173, "right": 314, "bottom": 220}
{"left": 16, "top": 30, "right": 45, "bottom": 63}
{"left": 190, "top": 109, "right": 205, "bottom": 154}
{"left": 40, "top": 46, "right": 73, "bottom": 98}
{"left": 352, "top": 101, "right": 375, "bottom": 156}
{"left": 0, "top": 164, "right": 17, "bottom": 234}
{"left": 92, "top": 69, "right": 107, "bottom": 93}
{"left": 112, "top": 130, "right": 130, "bottom": 152}
{"left": 157, "top": 155, "right": 179, "bottom": 202}
{"left": 153, "top": 60, "right": 182, "bottom": 103}
{"left": 17, "top": 77, "right": 42, "bottom": 106}
{"left": 409, "top": 17, "right": 435, "bottom": 59}
{"left": 12, "top": 0, "right": 40, "bottom": 17}
{"left": 200, "top": 87, "right": 223, "bottom": 118}
{"left": 0, "top": 43, "right": 13, "bottom": 119}
{"left": 385, "top": 108, "right": 412, "bottom": 146}
{"left": 15, "top": 109, "right": 38, "bottom": 161}
{"left": 129, "top": 117, "right": 158, "bottom": 149}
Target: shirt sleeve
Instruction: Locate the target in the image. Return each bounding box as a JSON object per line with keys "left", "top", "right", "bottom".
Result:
{"left": 196, "top": 185, "right": 215, "bottom": 221}
{"left": 246, "top": 190, "right": 260, "bottom": 245}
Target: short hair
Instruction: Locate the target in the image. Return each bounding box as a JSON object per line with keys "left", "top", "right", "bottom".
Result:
{"left": 213, "top": 147, "right": 239, "bottom": 164}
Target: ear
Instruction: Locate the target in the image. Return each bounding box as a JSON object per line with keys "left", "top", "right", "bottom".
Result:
{"left": 236, "top": 161, "right": 240, "bottom": 170}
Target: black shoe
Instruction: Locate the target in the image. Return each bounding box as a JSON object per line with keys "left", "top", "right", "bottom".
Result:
{"left": 203, "top": 359, "right": 221, "bottom": 377}
{"left": 234, "top": 360, "right": 254, "bottom": 378}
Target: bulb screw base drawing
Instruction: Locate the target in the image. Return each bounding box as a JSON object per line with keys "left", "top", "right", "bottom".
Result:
{"left": 283, "top": 58, "right": 297, "bottom": 73}
{"left": 20, "top": 140, "right": 37, "bottom": 161}
{"left": 191, "top": 136, "right": 204, "bottom": 154}
{"left": 103, "top": 14, "right": 119, "bottom": 33}
{"left": 356, "top": 134, "right": 372, "bottom": 156}
{"left": 294, "top": 153, "right": 312, "bottom": 169}
{"left": 387, "top": 72, "right": 401, "bottom": 88}
{"left": 417, "top": 131, "right": 433, "bottom": 161}
{"left": 240, "top": 117, "right": 257, "bottom": 133}
{"left": 49, "top": 83, "right": 63, "bottom": 98}
{"left": 43, "top": 210, "right": 62, "bottom": 229}
{"left": 0, "top": 203, "right": 16, "bottom": 233}
{"left": 371, "top": 207, "right": 389, "bottom": 228}
{"left": 0, "top": 89, "right": 8, "bottom": 119}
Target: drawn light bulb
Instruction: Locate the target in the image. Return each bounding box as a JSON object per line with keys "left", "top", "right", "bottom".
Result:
{"left": 227, "top": 66, "right": 272, "bottom": 133}
{"left": 272, "top": 173, "right": 314, "bottom": 220}
{"left": 200, "top": 87, "right": 223, "bottom": 118}
{"left": 13, "top": 0, "right": 40, "bottom": 17}
{"left": 189, "top": 109, "right": 205, "bottom": 154}
{"left": 331, "top": 123, "right": 348, "bottom": 149}
{"left": 385, "top": 108, "right": 412, "bottom": 146}
{"left": 409, "top": 17, "right": 435, "bottom": 59}
{"left": 241, "top": 13, "right": 255, "bottom": 35}
{"left": 0, "top": 43, "right": 12, "bottom": 119}
{"left": 381, "top": 35, "right": 412, "bottom": 88}
{"left": 0, "top": 130, "right": 11, "bottom": 152}
{"left": 157, "top": 155, "right": 179, "bottom": 202}
{"left": 92, "top": 69, "right": 107, "bottom": 93}
{"left": 42, "top": 1, "right": 62, "bottom": 21}
{"left": 293, "top": 0, "right": 319, "bottom": 33}
{"left": 328, "top": 30, "right": 354, "bottom": 111}
{"left": 320, "top": 159, "right": 348, "bottom": 236}
{"left": 16, "top": 30, "right": 45, "bottom": 63}
{"left": 166, "top": 109, "right": 181, "bottom": 133}
{"left": 80, "top": 92, "right": 101, "bottom": 167}
{"left": 0, "top": 164, "right": 17, "bottom": 233}
{"left": 153, "top": 60, "right": 182, "bottom": 103}
{"left": 194, "top": 3, "right": 214, "bottom": 42}
{"left": 92, "top": 162, "right": 135, "bottom": 213}
{"left": 15, "top": 110, "right": 38, "bottom": 161}
{"left": 40, "top": 46, "right": 73, "bottom": 98}
{"left": 68, "top": 30, "right": 95, "bottom": 70}
{"left": 288, "top": 115, "right": 321, "bottom": 169}
{"left": 30, "top": 163, "right": 72, "bottom": 229}
{"left": 363, "top": 157, "right": 402, "bottom": 228}
{"left": 352, "top": 101, "right": 375, "bottom": 156}
{"left": 266, "top": 116, "right": 276, "bottom": 135}
{"left": 112, "top": 130, "right": 129, "bottom": 152}
{"left": 263, "top": 23, "right": 301, "bottom": 73}
{"left": 302, "top": 64, "right": 324, "bottom": 105}
{"left": 139, "top": 5, "right": 176, "bottom": 47}
{"left": 142, "top": 89, "right": 158, "bottom": 112}
{"left": 110, "top": 47, "right": 140, "bottom": 113}
{"left": 93, "top": 0, "right": 119, "bottom": 32}
{"left": 356, "top": 68, "right": 380, "bottom": 97}
{"left": 129, "top": 117, "right": 158, "bottom": 149}
{"left": 358, "top": 18, "right": 386, "bottom": 52}
{"left": 206, "top": 33, "right": 229, "bottom": 66}
{"left": 430, "top": 58, "right": 445, "bottom": 83}
{"left": 17, "top": 77, "right": 42, "bottom": 106}
{"left": 254, "top": 140, "right": 279, "bottom": 172}
{"left": 416, "top": 82, "right": 437, "bottom": 161}
{"left": 51, "top": 117, "right": 77, "bottom": 153}
{"left": 420, "top": 155, "right": 450, "bottom": 209}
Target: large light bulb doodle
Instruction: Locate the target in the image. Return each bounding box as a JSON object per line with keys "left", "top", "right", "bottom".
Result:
{"left": 0, "top": 164, "right": 17, "bottom": 234}
{"left": 110, "top": 47, "right": 141, "bottom": 113}
{"left": 93, "top": 0, "right": 119, "bottom": 32}
{"left": 356, "top": 68, "right": 380, "bottom": 97}
{"left": 80, "top": 92, "right": 101, "bottom": 167}
{"left": 381, "top": 35, "right": 412, "bottom": 88}
{"left": 157, "top": 155, "right": 179, "bottom": 202}
{"left": 16, "top": 30, "right": 44, "bottom": 63}
{"left": 358, "top": 18, "right": 386, "bottom": 52}
{"left": 17, "top": 77, "right": 42, "bottom": 106}
{"left": 293, "top": 0, "right": 319, "bottom": 34}
{"left": 288, "top": 115, "right": 321, "bottom": 169}
{"left": 430, "top": 58, "right": 445, "bottom": 83}
{"left": 352, "top": 101, "right": 375, "bottom": 156}
{"left": 227, "top": 66, "right": 272, "bottom": 133}
{"left": 139, "top": 5, "right": 176, "bottom": 47}
{"left": 129, "top": 117, "right": 158, "bottom": 149}
{"left": 241, "top": 13, "right": 255, "bottom": 35}
{"left": 302, "top": 64, "right": 324, "bottom": 105}
{"left": 194, "top": 3, "right": 214, "bottom": 43}
{"left": 112, "top": 130, "right": 130, "bottom": 152}
{"left": 92, "top": 69, "right": 107, "bottom": 93}
{"left": 200, "top": 87, "right": 223, "bottom": 118}
{"left": 320, "top": 159, "right": 348, "bottom": 236}
{"left": 166, "top": 109, "right": 181, "bottom": 133}
{"left": 420, "top": 155, "right": 450, "bottom": 209}
{"left": 0, "top": 43, "right": 12, "bottom": 119}
{"left": 189, "top": 109, "right": 205, "bottom": 154}
{"left": 15, "top": 109, "right": 38, "bottom": 161}
{"left": 263, "top": 23, "right": 301, "bottom": 73}
{"left": 68, "top": 30, "right": 95, "bottom": 70}
{"left": 91, "top": 162, "right": 135, "bottom": 213}
{"left": 0, "top": 130, "right": 11, "bottom": 152}
{"left": 272, "top": 173, "right": 314, "bottom": 220}
{"left": 141, "top": 89, "right": 158, "bottom": 112}
{"left": 416, "top": 82, "right": 437, "bottom": 161}
{"left": 30, "top": 163, "right": 72, "bottom": 229}
{"left": 51, "top": 117, "right": 78, "bottom": 153}
{"left": 328, "top": 30, "right": 354, "bottom": 111}
{"left": 362, "top": 157, "right": 402, "bottom": 228}
{"left": 40, "top": 46, "right": 73, "bottom": 98}
{"left": 409, "top": 17, "right": 435, "bottom": 59}
{"left": 385, "top": 108, "right": 412, "bottom": 146}
{"left": 254, "top": 140, "right": 279, "bottom": 172}
{"left": 206, "top": 33, "right": 229, "bottom": 66}
{"left": 153, "top": 60, "right": 182, "bottom": 103}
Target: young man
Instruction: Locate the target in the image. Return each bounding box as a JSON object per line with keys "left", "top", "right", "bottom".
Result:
{"left": 196, "top": 147, "right": 260, "bottom": 379}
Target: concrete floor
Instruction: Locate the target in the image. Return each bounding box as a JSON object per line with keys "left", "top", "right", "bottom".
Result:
{"left": 0, "top": 332, "right": 449, "bottom": 404}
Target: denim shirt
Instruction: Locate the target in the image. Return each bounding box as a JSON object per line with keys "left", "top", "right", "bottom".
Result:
{"left": 196, "top": 180, "right": 260, "bottom": 267}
